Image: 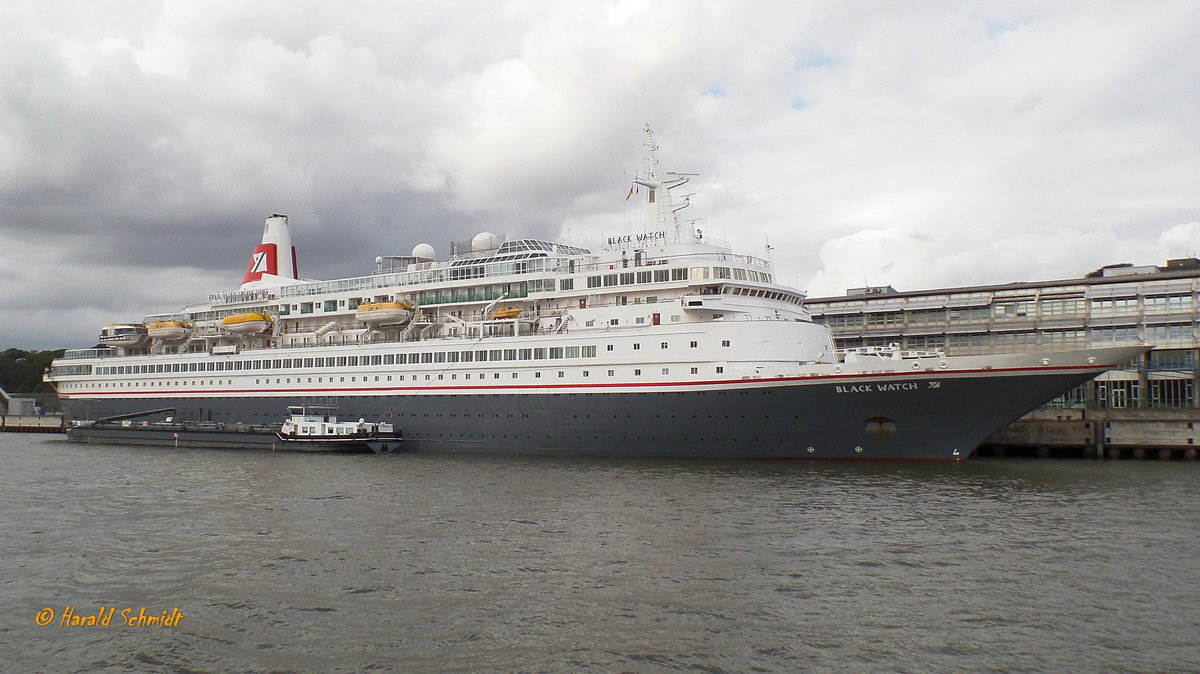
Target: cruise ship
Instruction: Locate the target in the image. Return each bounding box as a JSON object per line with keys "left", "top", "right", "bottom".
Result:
{"left": 46, "top": 128, "right": 1146, "bottom": 460}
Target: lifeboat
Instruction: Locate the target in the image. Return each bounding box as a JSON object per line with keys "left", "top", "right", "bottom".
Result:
{"left": 491, "top": 307, "right": 522, "bottom": 319}
{"left": 221, "top": 312, "right": 273, "bottom": 335}
{"left": 147, "top": 320, "right": 192, "bottom": 341}
{"left": 98, "top": 323, "right": 148, "bottom": 348}
{"left": 356, "top": 300, "right": 415, "bottom": 326}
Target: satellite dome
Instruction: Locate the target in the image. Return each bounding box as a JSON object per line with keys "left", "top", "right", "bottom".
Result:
{"left": 471, "top": 232, "right": 501, "bottom": 252}
{"left": 412, "top": 243, "right": 435, "bottom": 260}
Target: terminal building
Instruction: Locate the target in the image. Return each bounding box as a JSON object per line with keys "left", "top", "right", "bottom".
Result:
{"left": 804, "top": 259, "right": 1200, "bottom": 457}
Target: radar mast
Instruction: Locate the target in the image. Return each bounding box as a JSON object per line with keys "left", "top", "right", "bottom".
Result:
{"left": 631, "top": 124, "right": 694, "bottom": 239}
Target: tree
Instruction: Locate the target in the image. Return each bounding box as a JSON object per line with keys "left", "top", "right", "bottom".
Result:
{"left": 0, "top": 348, "right": 65, "bottom": 394}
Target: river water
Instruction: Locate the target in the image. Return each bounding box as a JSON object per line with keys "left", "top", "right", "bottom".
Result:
{"left": 2, "top": 433, "right": 1197, "bottom": 672}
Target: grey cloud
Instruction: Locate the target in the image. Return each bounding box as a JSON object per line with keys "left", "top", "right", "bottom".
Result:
{"left": 1, "top": 1, "right": 1198, "bottom": 349}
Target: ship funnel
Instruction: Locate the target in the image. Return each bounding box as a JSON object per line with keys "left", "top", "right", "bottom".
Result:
{"left": 241, "top": 214, "right": 300, "bottom": 288}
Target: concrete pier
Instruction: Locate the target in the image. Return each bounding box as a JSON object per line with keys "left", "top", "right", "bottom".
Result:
{"left": 980, "top": 408, "right": 1200, "bottom": 459}
{"left": 1, "top": 414, "right": 66, "bottom": 433}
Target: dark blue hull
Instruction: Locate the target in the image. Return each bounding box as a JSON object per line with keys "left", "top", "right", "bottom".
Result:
{"left": 60, "top": 367, "right": 1106, "bottom": 460}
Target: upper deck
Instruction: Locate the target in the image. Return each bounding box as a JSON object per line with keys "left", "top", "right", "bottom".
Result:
{"left": 52, "top": 125, "right": 811, "bottom": 366}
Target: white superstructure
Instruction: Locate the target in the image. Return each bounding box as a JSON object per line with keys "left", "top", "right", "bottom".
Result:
{"left": 50, "top": 126, "right": 834, "bottom": 401}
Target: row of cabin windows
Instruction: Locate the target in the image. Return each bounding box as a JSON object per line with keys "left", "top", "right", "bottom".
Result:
{"left": 584, "top": 266, "right": 771, "bottom": 289}
{"left": 725, "top": 286, "right": 803, "bottom": 304}
{"left": 75, "top": 365, "right": 732, "bottom": 390}
{"left": 290, "top": 282, "right": 535, "bottom": 315}
{"left": 285, "top": 266, "right": 783, "bottom": 315}
{"left": 250, "top": 366, "right": 728, "bottom": 383}
{"left": 91, "top": 340, "right": 732, "bottom": 376}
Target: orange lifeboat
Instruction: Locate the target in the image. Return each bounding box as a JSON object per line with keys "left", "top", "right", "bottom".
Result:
{"left": 491, "top": 307, "right": 522, "bottom": 319}
{"left": 147, "top": 320, "right": 192, "bottom": 341}
{"left": 221, "top": 312, "right": 273, "bottom": 335}
{"left": 356, "top": 300, "right": 415, "bottom": 326}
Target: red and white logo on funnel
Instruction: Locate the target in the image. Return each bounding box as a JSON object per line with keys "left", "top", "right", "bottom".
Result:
{"left": 243, "top": 243, "right": 278, "bottom": 283}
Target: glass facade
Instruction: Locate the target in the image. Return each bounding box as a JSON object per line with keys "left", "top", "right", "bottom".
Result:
{"left": 806, "top": 267, "right": 1200, "bottom": 409}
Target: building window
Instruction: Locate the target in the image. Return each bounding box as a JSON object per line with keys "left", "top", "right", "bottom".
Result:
{"left": 1092, "top": 327, "right": 1140, "bottom": 343}
{"left": 1092, "top": 298, "right": 1139, "bottom": 316}
{"left": 905, "top": 309, "right": 946, "bottom": 325}
{"left": 993, "top": 300, "right": 1036, "bottom": 319}
{"left": 866, "top": 311, "right": 903, "bottom": 327}
{"left": 904, "top": 335, "right": 946, "bottom": 350}
{"left": 949, "top": 306, "right": 990, "bottom": 322}
{"left": 1145, "top": 324, "right": 1192, "bottom": 342}
{"left": 1041, "top": 297, "right": 1085, "bottom": 316}
{"left": 1042, "top": 330, "right": 1087, "bottom": 347}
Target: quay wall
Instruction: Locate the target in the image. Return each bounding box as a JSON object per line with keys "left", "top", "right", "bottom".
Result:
{"left": 1, "top": 414, "right": 66, "bottom": 433}
{"left": 982, "top": 408, "right": 1200, "bottom": 459}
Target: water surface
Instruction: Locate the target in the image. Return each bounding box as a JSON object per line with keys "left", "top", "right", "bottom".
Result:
{"left": 2, "top": 434, "right": 1197, "bottom": 671}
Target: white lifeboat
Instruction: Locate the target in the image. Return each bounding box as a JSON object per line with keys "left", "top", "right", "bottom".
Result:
{"left": 98, "top": 323, "right": 148, "bottom": 348}
{"left": 356, "top": 300, "right": 415, "bottom": 326}
{"left": 147, "top": 320, "right": 192, "bottom": 341}
{"left": 221, "top": 312, "right": 273, "bottom": 335}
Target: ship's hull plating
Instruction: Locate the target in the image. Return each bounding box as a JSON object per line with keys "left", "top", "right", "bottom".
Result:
{"left": 59, "top": 366, "right": 1111, "bottom": 461}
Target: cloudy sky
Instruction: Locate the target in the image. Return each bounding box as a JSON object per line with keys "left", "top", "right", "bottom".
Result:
{"left": 2, "top": 0, "right": 1198, "bottom": 349}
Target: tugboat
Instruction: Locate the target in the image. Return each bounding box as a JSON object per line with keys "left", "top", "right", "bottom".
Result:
{"left": 67, "top": 406, "right": 402, "bottom": 453}
{"left": 277, "top": 405, "right": 403, "bottom": 454}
